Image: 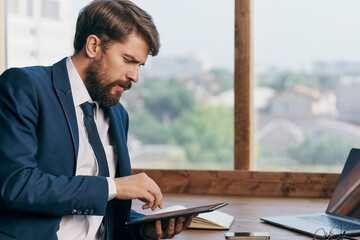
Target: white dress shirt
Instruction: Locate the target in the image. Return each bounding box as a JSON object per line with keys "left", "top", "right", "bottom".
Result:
{"left": 57, "top": 57, "right": 118, "bottom": 240}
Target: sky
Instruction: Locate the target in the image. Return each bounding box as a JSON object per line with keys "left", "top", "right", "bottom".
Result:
{"left": 254, "top": 0, "right": 360, "bottom": 71}
{"left": 74, "top": 0, "right": 360, "bottom": 72}
{"left": 74, "top": 0, "right": 235, "bottom": 71}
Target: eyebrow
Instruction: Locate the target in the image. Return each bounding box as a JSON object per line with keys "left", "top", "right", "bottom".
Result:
{"left": 124, "top": 54, "right": 146, "bottom": 66}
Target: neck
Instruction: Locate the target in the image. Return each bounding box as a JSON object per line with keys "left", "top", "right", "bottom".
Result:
{"left": 71, "top": 52, "right": 90, "bottom": 81}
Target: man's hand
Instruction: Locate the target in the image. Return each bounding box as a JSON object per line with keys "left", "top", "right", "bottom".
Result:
{"left": 113, "top": 173, "right": 163, "bottom": 210}
{"left": 142, "top": 215, "right": 196, "bottom": 239}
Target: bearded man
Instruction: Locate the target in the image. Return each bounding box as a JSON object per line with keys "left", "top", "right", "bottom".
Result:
{"left": 0, "top": 1, "right": 194, "bottom": 239}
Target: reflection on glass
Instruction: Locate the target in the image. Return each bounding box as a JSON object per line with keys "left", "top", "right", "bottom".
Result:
{"left": 254, "top": 0, "right": 360, "bottom": 172}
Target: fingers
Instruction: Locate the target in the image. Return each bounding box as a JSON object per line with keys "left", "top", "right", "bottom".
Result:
{"left": 166, "top": 216, "right": 191, "bottom": 238}
{"left": 140, "top": 191, "right": 156, "bottom": 210}
{"left": 153, "top": 191, "right": 163, "bottom": 210}
{"left": 174, "top": 217, "right": 185, "bottom": 234}
{"left": 166, "top": 218, "right": 176, "bottom": 237}
{"left": 140, "top": 190, "right": 163, "bottom": 211}
{"left": 145, "top": 217, "right": 191, "bottom": 239}
{"left": 183, "top": 215, "right": 195, "bottom": 229}
{"left": 114, "top": 173, "right": 163, "bottom": 210}
{"left": 135, "top": 173, "right": 163, "bottom": 211}
{"left": 155, "top": 220, "right": 162, "bottom": 238}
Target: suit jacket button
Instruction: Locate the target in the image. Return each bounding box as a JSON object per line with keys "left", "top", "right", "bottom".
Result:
{"left": 76, "top": 209, "right": 82, "bottom": 215}
{"left": 71, "top": 209, "right": 77, "bottom": 214}
{"left": 83, "top": 209, "right": 89, "bottom": 215}
{"left": 89, "top": 209, "right": 94, "bottom": 215}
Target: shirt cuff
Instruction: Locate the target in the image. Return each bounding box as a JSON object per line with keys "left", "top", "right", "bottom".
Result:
{"left": 106, "top": 177, "right": 117, "bottom": 201}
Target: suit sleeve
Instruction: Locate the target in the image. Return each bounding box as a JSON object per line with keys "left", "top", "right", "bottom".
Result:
{"left": 0, "top": 68, "right": 108, "bottom": 217}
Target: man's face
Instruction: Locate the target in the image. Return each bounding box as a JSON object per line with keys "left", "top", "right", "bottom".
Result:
{"left": 84, "top": 31, "right": 149, "bottom": 107}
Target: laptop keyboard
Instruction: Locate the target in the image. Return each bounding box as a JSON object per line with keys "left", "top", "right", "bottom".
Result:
{"left": 298, "top": 215, "right": 360, "bottom": 231}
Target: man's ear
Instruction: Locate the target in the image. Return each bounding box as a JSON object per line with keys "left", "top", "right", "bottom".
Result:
{"left": 85, "top": 34, "right": 101, "bottom": 58}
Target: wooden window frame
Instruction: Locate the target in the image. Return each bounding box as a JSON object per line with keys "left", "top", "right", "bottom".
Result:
{"left": 133, "top": 0, "right": 339, "bottom": 198}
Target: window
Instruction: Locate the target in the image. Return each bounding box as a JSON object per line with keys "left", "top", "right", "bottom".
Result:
{"left": 7, "top": 0, "right": 19, "bottom": 14}
{"left": 4, "top": 0, "right": 235, "bottom": 170}
{"left": 0, "top": 0, "right": 339, "bottom": 197}
{"left": 27, "top": 0, "right": 34, "bottom": 17}
{"left": 41, "top": 0, "right": 59, "bottom": 20}
{"left": 124, "top": 0, "right": 235, "bottom": 170}
{"left": 253, "top": 0, "right": 360, "bottom": 173}
{"left": 5, "top": 0, "right": 73, "bottom": 68}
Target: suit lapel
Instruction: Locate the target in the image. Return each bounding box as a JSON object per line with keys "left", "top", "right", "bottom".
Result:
{"left": 52, "top": 58, "right": 79, "bottom": 174}
{"left": 109, "top": 107, "right": 132, "bottom": 177}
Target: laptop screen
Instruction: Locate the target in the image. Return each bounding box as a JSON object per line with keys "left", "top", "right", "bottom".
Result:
{"left": 326, "top": 148, "right": 360, "bottom": 220}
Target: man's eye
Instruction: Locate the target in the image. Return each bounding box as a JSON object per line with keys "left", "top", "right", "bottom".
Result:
{"left": 124, "top": 57, "right": 134, "bottom": 63}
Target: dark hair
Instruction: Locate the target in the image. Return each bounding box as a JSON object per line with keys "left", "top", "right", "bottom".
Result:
{"left": 73, "top": 0, "right": 160, "bottom": 56}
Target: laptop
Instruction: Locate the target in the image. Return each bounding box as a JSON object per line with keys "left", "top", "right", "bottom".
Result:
{"left": 261, "top": 148, "right": 360, "bottom": 238}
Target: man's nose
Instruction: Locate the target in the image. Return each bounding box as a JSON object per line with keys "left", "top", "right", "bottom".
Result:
{"left": 126, "top": 66, "right": 139, "bottom": 83}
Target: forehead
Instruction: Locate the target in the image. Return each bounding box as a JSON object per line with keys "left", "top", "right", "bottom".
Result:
{"left": 106, "top": 31, "right": 150, "bottom": 63}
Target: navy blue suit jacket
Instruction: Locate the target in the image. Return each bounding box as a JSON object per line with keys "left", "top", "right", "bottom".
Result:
{"left": 0, "top": 58, "right": 143, "bottom": 239}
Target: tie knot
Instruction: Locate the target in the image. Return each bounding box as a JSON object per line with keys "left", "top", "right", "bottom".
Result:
{"left": 81, "top": 102, "right": 95, "bottom": 118}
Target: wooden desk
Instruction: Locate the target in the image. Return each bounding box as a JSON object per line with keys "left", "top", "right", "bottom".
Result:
{"left": 132, "top": 193, "right": 357, "bottom": 240}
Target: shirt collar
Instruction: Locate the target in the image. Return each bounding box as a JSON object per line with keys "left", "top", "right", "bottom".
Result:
{"left": 66, "top": 56, "right": 93, "bottom": 107}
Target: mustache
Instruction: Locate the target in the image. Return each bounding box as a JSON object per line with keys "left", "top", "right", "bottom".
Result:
{"left": 107, "top": 80, "right": 132, "bottom": 91}
{"left": 123, "top": 81, "right": 132, "bottom": 90}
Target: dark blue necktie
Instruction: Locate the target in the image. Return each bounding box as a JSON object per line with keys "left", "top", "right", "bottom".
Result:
{"left": 81, "top": 102, "right": 110, "bottom": 177}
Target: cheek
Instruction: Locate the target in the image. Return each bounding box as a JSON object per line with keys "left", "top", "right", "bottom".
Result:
{"left": 99, "top": 66, "right": 119, "bottom": 82}
{"left": 107, "top": 63, "right": 127, "bottom": 80}
{"left": 101, "top": 53, "right": 130, "bottom": 81}
{"left": 102, "top": 54, "right": 122, "bottom": 72}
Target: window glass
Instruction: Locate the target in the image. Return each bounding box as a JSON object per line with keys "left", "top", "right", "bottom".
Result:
{"left": 125, "top": 0, "right": 235, "bottom": 170}
{"left": 254, "top": 0, "right": 360, "bottom": 172}
{"left": 7, "top": 0, "right": 19, "bottom": 14}
{"left": 27, "top": 0, "right": 34, "bottom": 17}
{"left": 5, "top": 0, "right": 73, "bottom": 68}
{"left": 4, "top": 0, "right": 235, "bottom": 170}
{"left": 41, "top": 0, "right": 59, "bottom": 20}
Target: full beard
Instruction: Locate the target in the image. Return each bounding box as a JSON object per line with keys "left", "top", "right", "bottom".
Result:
{"left": 84, "top": 58, "right": 132, "bottom": 107}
